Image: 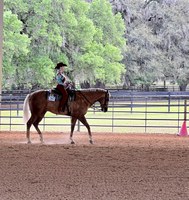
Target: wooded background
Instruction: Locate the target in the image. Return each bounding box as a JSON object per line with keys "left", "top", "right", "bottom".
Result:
{"left": 2, "top": 0, "right": 189, "bottom": 91}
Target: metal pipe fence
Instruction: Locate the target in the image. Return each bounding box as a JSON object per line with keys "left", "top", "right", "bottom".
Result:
{"left": 0, "top": 91, "right": 188, "bottom": 134}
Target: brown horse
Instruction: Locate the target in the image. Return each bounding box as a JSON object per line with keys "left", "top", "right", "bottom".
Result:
{"left": 23, "top": 88, "right": 110, "bottom": 144}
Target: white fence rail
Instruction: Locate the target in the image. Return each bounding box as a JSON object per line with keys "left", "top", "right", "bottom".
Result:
{"left": 0, "top": 91, "right": 189, "bottom": 134}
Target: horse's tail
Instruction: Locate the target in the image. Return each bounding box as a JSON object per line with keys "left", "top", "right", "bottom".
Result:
{"left": 23, "top": 94, "right": 31, "bottom": 124}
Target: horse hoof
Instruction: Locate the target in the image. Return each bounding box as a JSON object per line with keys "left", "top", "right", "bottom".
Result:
{"left": 89, "top": 140, "right": 93, "bottom": 144}
{"left": 27, "top": 141, "right": 31, "bottom": 144}
{"left": 40, "top": 139, "right": 44, "bottom": 144}
{"left": 71, "top": 141, "right": 75, "bottom": 144}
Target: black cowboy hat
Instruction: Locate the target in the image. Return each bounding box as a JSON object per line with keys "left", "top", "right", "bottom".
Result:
{"left": 55, "top": 62, "right": 67, "bottom": 69}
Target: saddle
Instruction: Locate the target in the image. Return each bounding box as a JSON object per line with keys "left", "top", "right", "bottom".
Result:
{"left": 46, "top": 88, "right": 76, "bottom": 102}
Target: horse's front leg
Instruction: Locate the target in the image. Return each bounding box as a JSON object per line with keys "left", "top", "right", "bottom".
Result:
{"left": 78, "top": 116, "right": 93, "bottom": 144}
{"left": 70, "top": 117, "right": 77, "bottom": 144}
{"left": 34, "top": 125, "right": 44, "bottom": 143}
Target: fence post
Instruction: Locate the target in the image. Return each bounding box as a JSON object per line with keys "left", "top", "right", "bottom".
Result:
{"left": 177, "top": 99, "right": 180, "bottom": 132}
{"left": 112, "top": 100, "right": 114, "bottom": 132}
{"left": 93, "top": 103, "right": 96, "bottom": 114}
{"left": 131, "top": 93, "right": 133, "bottom": 113}
{"left": 168, "top": 92, "right": 171, "bottom": 112}
{"left": 184, "top": 99, "right": 187, "bottom": 121}
{"left": 145, "top": 97, "right": 148, "bottom": 133}
{"left": 77, "top": 120, "right": 80, "bottom": 132}
{"left": 9, "top": 94, "right": 12, "bottom": 131}
{"left": 16, "top": 95, "right": 19, "bottom": 116}
{"left": 43, "top": 116, "right": 45, "bottom": 132}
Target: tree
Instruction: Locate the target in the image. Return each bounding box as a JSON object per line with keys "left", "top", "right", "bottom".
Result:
{"left": 113, "top": 0, "right": 163, "bottom": 89}
{"left": 3, "top": 9, "right": 30, "bottom": 89}
{"left": 3, "top": 0, "right": 126, "bottom": 89}
{"left": 4, "top": 0, "right": 67, "bottom": 89}
{"left": 111, "top": 0, "right": 189, "bottom": 90}
{"left": 87, "top": 0, "right": 126, "bottom": 87}
{"left": 57, "top": 0, "right": 97, "bottom": 84}
{"left": 144, "top": 0, "right": 189, "bottom": 90}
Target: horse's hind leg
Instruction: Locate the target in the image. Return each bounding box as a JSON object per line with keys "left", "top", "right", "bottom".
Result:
{"left": 78, "top": 116, "right": 93, "bottom": 144}
{"left": 26, "top": 115, "right": 37, "bottom": 144}
{"left": 33, "top": 116, "right": 45, "bottom": 143}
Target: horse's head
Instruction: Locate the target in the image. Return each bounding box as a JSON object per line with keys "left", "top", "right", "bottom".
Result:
{"left": 99, "top": 90, "right": 110, "bottom": 112}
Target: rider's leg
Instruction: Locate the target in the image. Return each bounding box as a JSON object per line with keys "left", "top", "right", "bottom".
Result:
{"left": 56, "top": 85, "right": 68, "bottom": 112}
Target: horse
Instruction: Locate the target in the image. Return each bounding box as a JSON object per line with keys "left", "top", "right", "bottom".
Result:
{"left": 23, "top": 88, "right": 110, "bottom": 144}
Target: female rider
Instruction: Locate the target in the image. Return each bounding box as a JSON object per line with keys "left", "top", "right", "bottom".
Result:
{"left": 55, "top": 62, "right": 71, "bottom": 113}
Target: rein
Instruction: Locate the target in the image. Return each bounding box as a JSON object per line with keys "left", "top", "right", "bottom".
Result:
{"left": 78, "top": 91, "right": 93, "bottom": 106}
{"left": 79, "top": 91, "right": 100, "bottom": 110}
{"left": 78, "top": 89, "right": 109, "bottom": 111}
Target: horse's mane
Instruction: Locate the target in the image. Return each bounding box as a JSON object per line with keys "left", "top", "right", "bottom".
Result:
{"left": 77, "top": 88, "right": 106, "bottom": 93}
{"left": 30, "top": 88, "right": 107, "bottom": 95}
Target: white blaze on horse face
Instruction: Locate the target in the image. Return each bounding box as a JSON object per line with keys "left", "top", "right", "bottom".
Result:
{"left": 100, "top": 91, "right": 109, "bottom": 112}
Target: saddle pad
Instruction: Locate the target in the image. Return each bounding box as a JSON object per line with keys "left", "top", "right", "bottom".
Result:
{"left": 46, "top": 90, "right": 61, "bottom": 101}
{"left": 46, "top": 89, "right": 76, "bottom": 102}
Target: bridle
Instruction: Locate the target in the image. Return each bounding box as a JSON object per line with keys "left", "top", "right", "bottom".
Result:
{"left": 79, "top": 90, "right": 109, "bottom": 111}
{"left": 102, "top": 90, "right": 109, "bottom": 107}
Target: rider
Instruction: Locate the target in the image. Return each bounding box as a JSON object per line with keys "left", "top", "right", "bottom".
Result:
{"left": 55, "top": 62, "right": 71, "bottom": 113}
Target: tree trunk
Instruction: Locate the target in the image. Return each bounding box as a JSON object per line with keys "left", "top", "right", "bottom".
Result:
{"left": 179, "top": 84, "right": 187, "bottom": 91}
{"left": 94, "top": 80, "right": 105, "bottom": 89}
{"left": 81, "top": 81, "right": 91, "bottom": 89}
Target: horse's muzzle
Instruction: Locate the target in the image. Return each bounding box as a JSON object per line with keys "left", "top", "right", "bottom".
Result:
{"left": 101, "top": 107, "right": 108, "bottom": 112}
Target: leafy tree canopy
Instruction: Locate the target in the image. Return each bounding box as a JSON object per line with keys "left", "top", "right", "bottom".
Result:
{"left": 3, "top": 0, "right": 126, "bottom": 89}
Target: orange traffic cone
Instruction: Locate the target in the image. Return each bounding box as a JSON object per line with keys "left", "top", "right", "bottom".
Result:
{"left": 177, "top": 121, "right": 188, "bottom": 136}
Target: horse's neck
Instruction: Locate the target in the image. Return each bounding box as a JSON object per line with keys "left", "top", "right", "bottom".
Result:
{"left": 80, "top": 91, "right": 102, "bottom": 105}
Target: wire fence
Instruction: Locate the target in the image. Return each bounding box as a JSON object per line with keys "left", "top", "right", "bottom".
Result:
{"left": 0, "top": 90, "right": 189, "bottom": 134}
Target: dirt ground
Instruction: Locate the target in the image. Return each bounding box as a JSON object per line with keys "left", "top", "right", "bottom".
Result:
{"left": 0, "top": 131, "right": 189, "bottom": 200}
